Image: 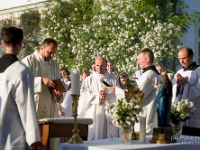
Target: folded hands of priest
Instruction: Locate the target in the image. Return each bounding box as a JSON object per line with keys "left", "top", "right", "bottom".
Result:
{"left": 176, "top": 73, "right": 187, "bottom": 87}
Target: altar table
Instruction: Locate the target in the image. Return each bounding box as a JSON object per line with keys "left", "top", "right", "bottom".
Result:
{"left": 60, "top": 135, "right": 200, "bottom": 150}
{"left": 39, "top": 117, "right": 93, "bottom": 150}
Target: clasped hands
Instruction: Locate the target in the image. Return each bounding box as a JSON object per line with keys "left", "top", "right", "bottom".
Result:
{"left": 30, "top": 141, "right": 41, "bottom": 149}
{"left": 42, "top": 77, "right": 62, "bottom": 97}
{"left": 176, "top": 73, "right": 187, "bottom": 87}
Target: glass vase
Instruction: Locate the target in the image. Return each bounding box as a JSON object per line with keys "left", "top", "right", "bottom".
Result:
{"left": 119, "top": 125, "right": 132, "bottom": 144}
{"left": 171, "top": 122, "right": 183, "bottom": 139}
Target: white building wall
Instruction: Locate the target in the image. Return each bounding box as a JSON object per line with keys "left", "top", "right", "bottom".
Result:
{"left": 0, "top": 0, "right": 46, "bottom": 24}
{"left": 182, "top": 0, "right": 200, "bottom": 63}
{"left": 0, "top": 0, "right": 46, "bottom": 57}
{"left": 0, "top": 0, "right": 46, "bottom": 10}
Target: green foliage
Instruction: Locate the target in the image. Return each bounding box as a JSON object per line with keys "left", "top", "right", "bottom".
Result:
{"left": 0, "top": 18, "right": 13, "bottom": 28}
{"left": 69, "top": 0, "right": 192, "bottom": 74}
{"left": 41, "top": 0, "right": 94, "bottom": 70}
{"left": 18, "top": 10, "right": 40, "bottom": 59}
{"left": 0, "top": 18, "right": 15, "bottom": 56}
{"left": 41, "top": 0, "right": 194, "bottom": 75}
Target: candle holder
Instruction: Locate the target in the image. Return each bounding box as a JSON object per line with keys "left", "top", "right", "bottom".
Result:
{"left": 131, "top": 123, "right": 139, "bottom": 140}
{"left": 68, "top": 94, "right": 83, "bottom": 144}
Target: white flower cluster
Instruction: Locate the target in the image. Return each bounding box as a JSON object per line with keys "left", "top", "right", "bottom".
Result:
{"left": 41, "top": 0, "right": 189, "bottom": 74}
{"left": 109, "top": 98, "right": 142, "bottom": 128}
{"left": 171, "top": 99, "right": 196, "bottom": 124}
{"left": 67, "top": 0, "right": 184, "bottom": 75}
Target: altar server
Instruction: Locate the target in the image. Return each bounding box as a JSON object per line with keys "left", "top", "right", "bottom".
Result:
{"left": 0, "top": 26, "right": 40, "bottom": 150}
{"left": 172, "top": 47, "right": 200, "bottom": 130}
{"left": 135, "top": 48, "right": 161, "bottom": 134}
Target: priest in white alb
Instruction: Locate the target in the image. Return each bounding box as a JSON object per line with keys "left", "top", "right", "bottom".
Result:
{"left": 21, "top": 38, "right": 63, "bottom": 150}
{"left": 22, "top": 38, "right": 63, "bottom": 119}
{"left": 78, "top": 57, "right": 124, "bottom": 141}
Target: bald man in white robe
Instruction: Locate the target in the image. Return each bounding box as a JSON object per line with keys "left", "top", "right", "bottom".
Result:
{"left": 78, "top": 57, "right": 123, "bottom": 141}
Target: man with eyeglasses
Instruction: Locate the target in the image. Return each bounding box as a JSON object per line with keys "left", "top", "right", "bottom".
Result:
{"left": 172, "top": 47, "right": 200, "bottom": 136}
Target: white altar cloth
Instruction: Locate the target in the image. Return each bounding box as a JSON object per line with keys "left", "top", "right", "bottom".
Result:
{"left": 60, "top": 135, "right": 200, "bottom": 150}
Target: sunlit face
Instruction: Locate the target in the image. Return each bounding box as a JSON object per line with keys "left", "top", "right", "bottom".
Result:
{"left": 60, "top": 70, "right": 68, "bottom": 77}
{"left": 81, "top": 73, "right": 88, "bottom": 81}
{"left": 119, "top": 77, "right": 128, "bottom": 89}
{"left": 95, "top": 58, "right": 107, "bottom": 74}
{"left": 156, "top": 66, "right": 163, "bottom": 74}
{"left": 40, "top": 43, "right": 57, "bottom": 61}
{"left": 107, "top": 62, "right": 113, "bottom": 73}
{"left": 178, "top": 49, "right": 193, "bottom": 68}
{"left": 137, "top": 53, "right": 149, "bottom": 69}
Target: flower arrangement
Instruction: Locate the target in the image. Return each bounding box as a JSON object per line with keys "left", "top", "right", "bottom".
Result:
{"left": 110, "top": 98, "right": 143, "bottom": 128}
{"left": 109, "top": 81, "right": 144, "bottom": 128}
{"left": 171, "top": 99, "right": 196, "bottom": 125}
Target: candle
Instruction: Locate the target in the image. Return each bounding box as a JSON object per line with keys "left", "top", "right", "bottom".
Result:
{"left": 71, "top": 69, "right": 80, "bottom": 94}
{"left": 99, "top": 83, "right": 105, "bottom": 91}
{"left": 139, "top": 116, "right": 146, "bottom": 143}
{"left": 139, "top": 107, "right": 147, "bottom": 143}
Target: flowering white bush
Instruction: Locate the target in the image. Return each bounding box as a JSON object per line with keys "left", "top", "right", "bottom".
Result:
{"left": 171, "top": 99, "right": 196, "bottom": 125}
{"left": 41, "top": 0, "right": 192, "bottom": 74}
{"left": 110, "top": 98, "right": 143, "bottom": 128}
{"left": 69, "top": 0, "right": 189, "bottom": 74}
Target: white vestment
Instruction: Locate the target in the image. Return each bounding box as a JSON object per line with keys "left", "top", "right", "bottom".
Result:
{"left": 172, "top": 67, "right": 200, "bottom": 128}
{"left": 78, "top": 71, "right": 121, "bottom": 141}
{"left": 22, "top": 51, "right": 63, "bottom": 119}
{"left": 136, "top": 69, "right": 161, "bottom": 134}
{"left": 134, "top": 69, "right": 143, "bottom": 85}
{"left": 59, "top": 90, "right": 73, "bottom": 117}
{"left": 22, "top": 51, "right": 63, "bottom": 150}
{"left": 0, "top": 61, "right": 40, "bottom": 150}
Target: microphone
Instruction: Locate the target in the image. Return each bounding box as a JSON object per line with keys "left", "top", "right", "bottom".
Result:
{"left": 100, "top": 78, "right": 112, "bottom": 87}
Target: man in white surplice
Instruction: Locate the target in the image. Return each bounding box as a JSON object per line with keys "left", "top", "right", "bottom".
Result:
{"left": 0, "top": 27, "right": 40, "bottom": 150}
{"left": 135, "top": 48, "right": 161, "bottom": 134}
{"left": 78, "top": 57, "right": 124, "bottom": 141}
{"left": 22, "top": 38, "right": 63, "bottom": 119}
{"left": 172, "top": 47, "right": 200, "bottom": 129}
{"left": 22, "top": 38, "right": 63, "bottom": 150}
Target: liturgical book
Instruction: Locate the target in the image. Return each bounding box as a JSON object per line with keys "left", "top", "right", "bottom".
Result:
{"left": 49, "top": 79, "right": 70, "bottom": 93}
